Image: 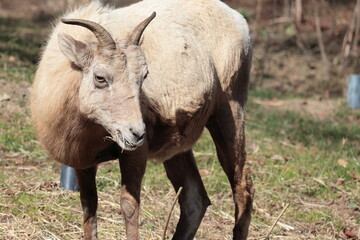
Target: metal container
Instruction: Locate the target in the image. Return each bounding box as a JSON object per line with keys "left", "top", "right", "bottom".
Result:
{"left": 60, "top": 165, "right": 78, "bottom": 191}
{"left": 348, "top": 74, "right": 360, "bottom": 109}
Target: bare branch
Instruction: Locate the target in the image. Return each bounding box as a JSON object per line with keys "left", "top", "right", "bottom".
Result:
{"left": 314, "top": 0, "right": 330, "bottom": 68}
{"left": 265, "top": 203, "right": 290, "bottom": 239}
{"left": 162, "top": 187, "right": 183, "bottom": 240}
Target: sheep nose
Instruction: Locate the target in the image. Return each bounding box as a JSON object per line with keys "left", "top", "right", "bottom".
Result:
{"left": 130, "top": 128, "right": 145, "bottom": 144}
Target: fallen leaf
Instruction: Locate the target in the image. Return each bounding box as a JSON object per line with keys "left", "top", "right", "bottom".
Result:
{"left": 270, "top": 154, "right": 284, "bottom": 161}
{"left": 24, "top": 226, "right": 34, "bottom": 236}
{"left": 343, "top": 228, "right": 358, "bottom": 239}
{"left": 199, "top": 169, "right": 210, "bottom": 176}
{"left": 14, "top": 157, "right": 24, "bottom": 165}
{"left": 3, "top": 189, "right": 15, "bottom": 196}
{"left": 336, "top": 178, "right": 345, "bottom": 186}
{"left": 8, "top": 55, "right": 16, "bottom": 63}
{"left": 309, "top": 227, "right": 316, "bottom": 234}
{"left": 0, "top": 93, "right": 10, "bottom": 102}
{"left": 337, "top": 159, "right": 348, "bottom": 168}
{"left": 350, "top": 172, "right": 360, "bottom": 181}
{"left": 299, "top": 169, "right": 311, "bottom": 176}
{"left": 269, "top": 201, "right": 276, "bottom": 208}
{"left": 39, "top": 181, "right": 58, "bottom": 191}
{"left": 284, "top": 156, "right": 291, "bottom": 162}
{"left": 313, "top": 178, "right": 326, "bottom": 186}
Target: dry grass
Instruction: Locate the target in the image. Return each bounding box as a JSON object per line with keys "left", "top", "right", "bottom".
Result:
{"left": 1, "top": 100, "right": 359, "bottom": 239}
{"left": 0, "top": 152, "right": 234, "bottom": 240}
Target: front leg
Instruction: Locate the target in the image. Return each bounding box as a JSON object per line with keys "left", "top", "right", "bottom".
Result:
{"left": 76, "top": 167, "right": 98, "bottom": 240}
{"left": 119, "top": 149, "right": 147, "bottom": 240}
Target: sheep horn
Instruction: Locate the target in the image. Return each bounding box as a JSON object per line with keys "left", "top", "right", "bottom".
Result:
{"left": 129, "top": 12, "right": 156, "bottom": 45}
{"left": 61, "top": 18, "right": 116, "bottom": 50}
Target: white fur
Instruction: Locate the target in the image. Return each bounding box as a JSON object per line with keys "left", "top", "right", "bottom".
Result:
{"left": 31, "top": 0, "right": 252, "bottom": 164}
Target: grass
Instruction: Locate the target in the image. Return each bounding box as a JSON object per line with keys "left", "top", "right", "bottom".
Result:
{"left": 0, "top": 17, "right": 48, "bottom": 83}
{"left": 0, "top": 16, "right": 359, "bottom": 240}
{"left": 1, "top": 89, "right": 359, "bottom": 239}
{"left": 245, "top": 92, "right": 360, "bottom": 238}
{"left": 0, "top": 113, "right": 46, "bottom": 159}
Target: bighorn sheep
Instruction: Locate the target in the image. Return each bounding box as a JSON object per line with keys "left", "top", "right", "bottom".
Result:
{"left": 31, "top": 0, "right": 254, "bottom": 239}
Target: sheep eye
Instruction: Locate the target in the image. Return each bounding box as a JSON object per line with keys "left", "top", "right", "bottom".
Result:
{"left": 95, "top": 75, "right": 106, "bottom": 83}
{"left": 94, "top": 75, "right": 108, "bottom": 88}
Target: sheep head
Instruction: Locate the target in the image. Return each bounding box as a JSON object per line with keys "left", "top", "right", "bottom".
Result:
{"left": 58, "top": 12, "right": 156, "bottom": 151}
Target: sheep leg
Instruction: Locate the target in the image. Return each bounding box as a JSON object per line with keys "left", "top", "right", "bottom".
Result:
{"left": 163, "top": 150, "right": 211, "bottom": 240}
{"left": 119, "top": 152, "right": 147, "bottom": 240}
{"left": 206, "top": 101, "right": 255, "bottom": 240}
{"left": 76, "top": 167, "right": 98, "bottom": 240}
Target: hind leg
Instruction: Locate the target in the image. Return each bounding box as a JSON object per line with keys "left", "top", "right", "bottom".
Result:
{"left": 206, "top": 101, "right": 254, "bottom": 240}
{"left": 163, "top": 150, "right": 211, "bottom": 240}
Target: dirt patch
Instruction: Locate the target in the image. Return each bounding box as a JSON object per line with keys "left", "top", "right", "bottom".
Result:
{"left": 0, "top": 0, "right": 91, "bottom": 19}
{"left": 292, "top": 196, "right": 360, "bottom": 239}
{"left": 253, "top": 97, "right": 343, "bottom": 120}
{"left": 0, "top": 79, "right": 31, "bottom": 115}
{"left": 252, "top": 46, "right": 345, "bottom": 97}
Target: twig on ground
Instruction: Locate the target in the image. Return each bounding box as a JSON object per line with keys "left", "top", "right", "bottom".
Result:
{"left": 41, "top": 230, "right": 62, "bottom": 240}
{"left": 265, "top": 203, "right": 290, "bottom": 239}
{"left": 162, "top": 186, "right": 183, "bottom": 240}
{"left": 276, "top": 222, "right": 294, "bottom": 231}
{"left": 98, "top": 216, "right": 122, "bottom": 224}
{"left": 299, "top": 199, "right": 326, "bottom": 208}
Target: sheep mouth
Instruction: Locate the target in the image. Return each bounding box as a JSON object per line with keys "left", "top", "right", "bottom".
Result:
{"left": 117, "top": 130, "right": 139, "bottom": 151}
{"left": 124, "top": 139, "right": 137, "bottom": 148}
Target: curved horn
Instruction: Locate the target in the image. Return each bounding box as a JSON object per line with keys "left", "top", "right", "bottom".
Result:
{"left": 61, "top": 18, "right": 116, "bottom": 50}
{"left": 129, "top": 12, "right": 156, "bottom": 45}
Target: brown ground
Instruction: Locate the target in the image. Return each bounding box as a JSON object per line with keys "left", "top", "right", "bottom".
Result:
{"left": 252, "top": 98, "right": 342, "bottom": 121}
{"left": 0, "top": 79, "right": 31, "bottom": 116}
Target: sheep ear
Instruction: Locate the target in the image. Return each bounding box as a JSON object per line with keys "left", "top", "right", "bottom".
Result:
{"left": 58, "top": 33, "right": 89, "bottom": 69}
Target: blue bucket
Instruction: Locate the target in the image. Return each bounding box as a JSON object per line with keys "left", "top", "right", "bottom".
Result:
{"left": 348, "top": 75, "right": 360, "bottom": 109}
{"left": 60, "top": 165, "right": 78, "bottom": 191}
